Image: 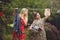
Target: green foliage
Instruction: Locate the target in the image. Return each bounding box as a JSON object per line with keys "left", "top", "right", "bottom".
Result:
{"left": 2, "top": 0, "right": 53, "bottom": 25}
{"left": 1, "top": 0, "right": 60, "bottom": 40}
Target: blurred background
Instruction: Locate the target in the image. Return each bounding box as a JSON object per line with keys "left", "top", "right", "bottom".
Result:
{"left": 0, "top": 0, "right": 60, "bottom": 40}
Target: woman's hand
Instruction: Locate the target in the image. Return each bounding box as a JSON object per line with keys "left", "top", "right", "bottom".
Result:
{"left": 44, "top": 8, "right": 51, "bottom": 17}
{"left": 44, "top": 8, "right": 51, "bottom": 19}
{"left": 27, "top": 26, "right": 32, "bottom": 31}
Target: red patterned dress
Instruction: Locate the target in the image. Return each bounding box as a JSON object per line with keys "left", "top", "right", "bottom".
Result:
{"left": 20, "top": 18, "right": 25, "bottom": 40}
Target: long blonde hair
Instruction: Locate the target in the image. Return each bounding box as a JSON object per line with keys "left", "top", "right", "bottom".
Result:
{"left": 20, "top": 8, "right": 28, "bottom": 25}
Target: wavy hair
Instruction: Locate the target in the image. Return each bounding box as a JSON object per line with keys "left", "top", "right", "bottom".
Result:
{"left": 20, "top": 8, "right": 28, "bottom": 25}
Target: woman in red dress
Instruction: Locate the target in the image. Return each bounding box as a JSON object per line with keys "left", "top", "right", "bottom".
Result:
{"left": 12, "top": 8, "right": 28, "bottom": 40}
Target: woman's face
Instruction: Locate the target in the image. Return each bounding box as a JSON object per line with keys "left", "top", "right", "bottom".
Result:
{"left": 23, "top": 9, "right": 28, "bottom": 15}
{"left": 35, "top": 13, "right": 41, "bottom": 19}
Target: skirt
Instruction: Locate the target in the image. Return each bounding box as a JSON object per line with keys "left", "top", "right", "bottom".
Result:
{"left": 12, "top": 31, "right": 25, "bottom": 40}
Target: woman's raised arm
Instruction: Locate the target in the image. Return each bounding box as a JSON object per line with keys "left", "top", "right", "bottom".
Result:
{"left": 13, "top": 8, "right": 18, "bottom": 16}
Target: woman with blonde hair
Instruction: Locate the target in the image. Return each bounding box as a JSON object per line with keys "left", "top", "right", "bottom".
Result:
{"left": 12, "top": 8, "right": 28, "bottom": 40}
